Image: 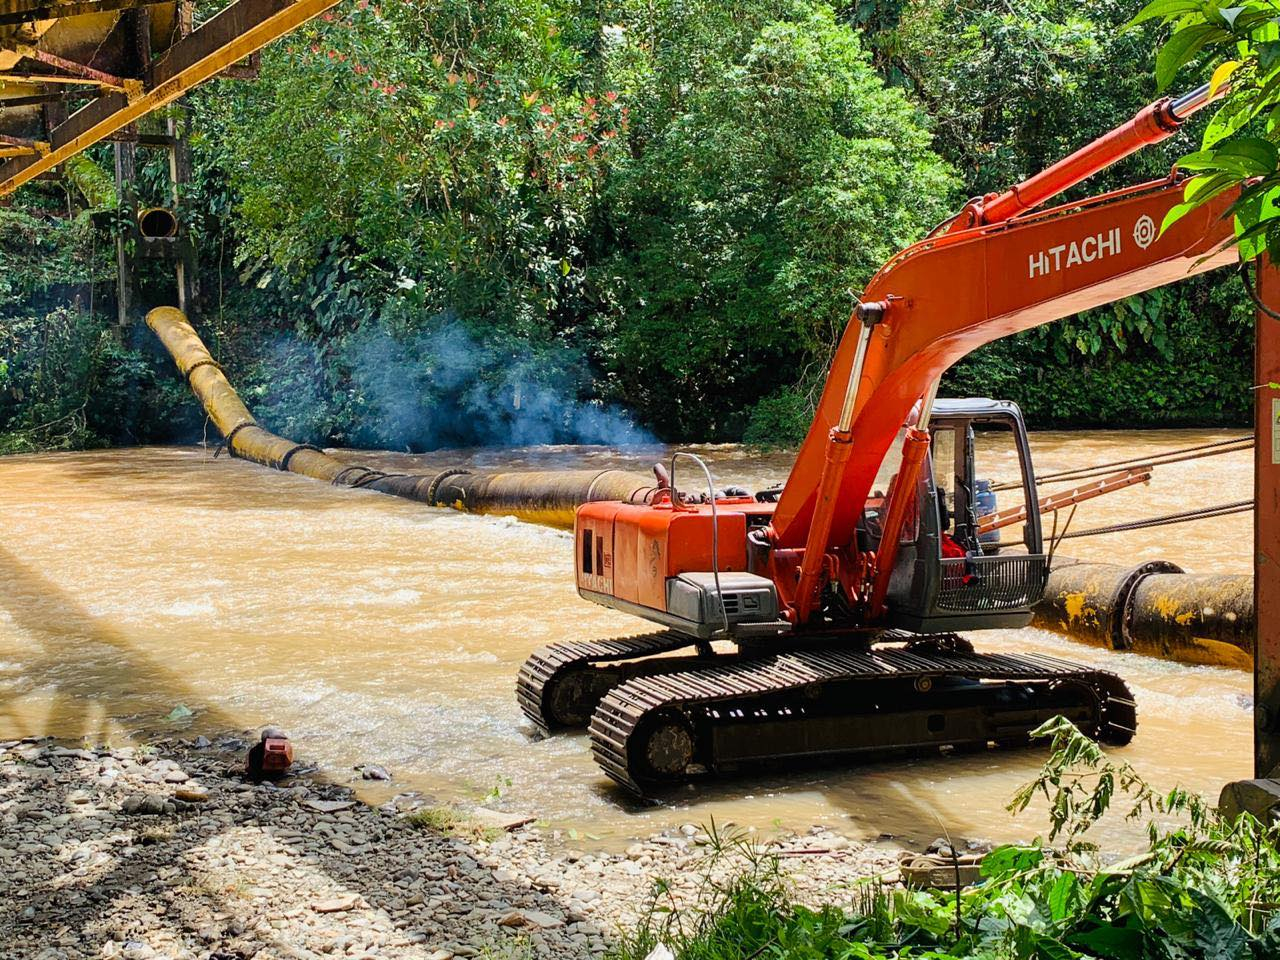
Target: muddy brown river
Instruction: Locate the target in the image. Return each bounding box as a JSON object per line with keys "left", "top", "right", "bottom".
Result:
{"left": 0, "top": 430, "right": 1254, "bottom": 850}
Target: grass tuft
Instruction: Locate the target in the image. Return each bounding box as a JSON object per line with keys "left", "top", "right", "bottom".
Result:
{"left": 403, "top": 805, "right": 499, "bottom": 841}
{"left": 404, "top": 806, "right": 461, "bottom": 834}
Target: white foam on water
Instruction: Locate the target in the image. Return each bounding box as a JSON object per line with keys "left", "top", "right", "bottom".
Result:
{"left": 159, "top": 599, "right": 217, "bottom": 618}
{"left": 348, "top": 588, "right": 422, "bottom": 607}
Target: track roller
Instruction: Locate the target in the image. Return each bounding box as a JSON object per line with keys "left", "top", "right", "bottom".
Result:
{"left": 516, "top": 631, "right": 702, "bottom": 733}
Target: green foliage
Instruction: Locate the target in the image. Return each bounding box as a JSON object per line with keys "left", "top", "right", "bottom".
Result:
{"left": 600, "top": 1, "right": 955, "bottom": 437}
{"left": 880, "top": 0, "right": 1250, "bottom": 430}
{"left": 744, "top": 386, "right": 817, "bottom": 446}
{"left": 946, "top": 279, "right": 1252, "bottom": 427}
{"left": 199, "top": 0, "right": 627, "bottom": 327}
{"left": 883, "top": 0, "right": 1185, "bottom": 196}
{"left": 187, "top": 0, "right": 956, "bottom": 442}
{"left": 0, "top": 0, "right": 1261, "bottom": 450}
{"left": 0, "top": 206, "right": 126, "bottom": 453}
{"left": 610, "top": 719, "right": 1280, "bottom": 960}
{"left": 1137, "top": 1, "right": 1280, "bottom": 262}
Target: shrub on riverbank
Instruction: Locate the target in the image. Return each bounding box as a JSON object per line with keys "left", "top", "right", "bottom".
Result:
{"left": 615, "top": 719, "right": 1280, "bottom": 960}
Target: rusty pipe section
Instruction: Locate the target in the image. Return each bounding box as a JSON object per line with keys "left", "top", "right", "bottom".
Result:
{"left": 369, "top": 469, "right": 656, "bottom": 529}
{"left": 146, "top": 306, "right": 655, "bottom": 528}
{"left": 1032, "top": 559, "right": 1254, "bottom": 670}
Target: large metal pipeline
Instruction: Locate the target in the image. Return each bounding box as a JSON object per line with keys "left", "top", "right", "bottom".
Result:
{"left": 150, "top": 306, "right": 1258, "bottom": 668}
{"left": 146, "top": 306, "right": 656, "bottom": 528}
{"left": 1032, "top": 559, "right": 1254, "bottom": 669}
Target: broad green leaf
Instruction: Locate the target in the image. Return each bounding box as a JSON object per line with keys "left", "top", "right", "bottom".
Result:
{"left": 1226, "top": 8, "right": 1280, "bottom": 33}
{"left": 1247, "top": 75, "right": 1280, "bottom": 136}
{"left": 1234, "top": 184, "right": 1280, "bottom": 258}
{"left": 1127, "top": 0, "right": 1208, "bottom": 29}
{"left": 1203, "top": 95, "right": 1258, "bottom": 147}
{"left": 1156, "top": 23, "right": 1229, "bottom": 91}
{"left": 1191, "top": 170, "right": 1243, "bottom": 202}
{"left": 1016, "top": 931, "right": 1080, "bottom": 960}
{"left": 1217, "top": 6, "right": 1252, "bottom": 29}
{"left": 1047, "top": 872, "right": 1078, "bottom": 922}
{"left": 1068, "top": 925, "right": 1145, "bottom": 960}
{"left": 1182, "top": 138, "right": 1274, "bottom": 183}
{"left": 1225, "top": 179, "right": 1280, "bottom": 222}
{"left": 1259, "top": 40, "right": 1280, "bottom": 73}
{"left": 980, "top": 845, "right": 1044, "bottom": 879}
{"left": 1176, "top": 149, "right": 1223, "bottom": 171}
{"left": 1098, "top": 850, "right": 1156, "bottom": 875}
{"left": 1213, "top": 137, "right": 1279, "bottom": 175}
{"left": 1190, "top": 890, "right": 1252, "bottom": 960}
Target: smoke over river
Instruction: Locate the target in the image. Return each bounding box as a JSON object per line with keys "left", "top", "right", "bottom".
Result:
{"left": 0, "top": 430, "right": 1253, "bottom": 851}
{"left": 256, "top": 323, "right": 655, "bottom": 452}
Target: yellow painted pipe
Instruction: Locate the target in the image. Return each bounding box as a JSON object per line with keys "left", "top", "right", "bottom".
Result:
{"left": 1032, "top": 559, "right": 1254, "bottom": 670}
{"left": 146, "top": 306, "right": 656, "bottom": 527}
{"left": 150, "top": 306, "right": 1258, "bottom": 668}
{"left": 1125, "top": 573, "right": 1253, "bottom": 669}
{"left": 1031, "top": 560, "right": 1182, "bottom": 649}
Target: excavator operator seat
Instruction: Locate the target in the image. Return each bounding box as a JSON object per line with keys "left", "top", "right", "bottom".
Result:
{"left": 882, "top": 399, "right": 1047, "bottom": 633}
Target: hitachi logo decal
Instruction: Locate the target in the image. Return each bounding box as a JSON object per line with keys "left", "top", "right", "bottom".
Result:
{"left": 1028, "top": 227, "right": 1122, "bottom": 279}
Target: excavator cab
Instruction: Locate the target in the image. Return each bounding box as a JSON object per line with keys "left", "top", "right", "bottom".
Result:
{"left": 878, "top": 399, "right": 1047, "bottom": 633}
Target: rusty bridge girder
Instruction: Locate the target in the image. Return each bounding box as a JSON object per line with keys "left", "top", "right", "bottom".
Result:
{"left": 0, "top": 0, "right": 337, "bottom": 197}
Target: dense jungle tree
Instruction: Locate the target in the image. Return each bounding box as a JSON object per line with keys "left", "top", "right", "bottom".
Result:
{"left": 0, "top": 0, "right": 1258, "bottom": 450}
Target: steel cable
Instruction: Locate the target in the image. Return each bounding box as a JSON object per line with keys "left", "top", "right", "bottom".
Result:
{"left": 992, "top": 435, "right": 1254, "bottom": 491}
{"left": 1056, "top": 499, "right": 1253, "bottom": 539}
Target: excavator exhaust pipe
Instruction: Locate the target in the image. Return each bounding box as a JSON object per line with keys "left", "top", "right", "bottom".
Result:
{"left": 145, "top": 306, "right": 656, "bottom": 527}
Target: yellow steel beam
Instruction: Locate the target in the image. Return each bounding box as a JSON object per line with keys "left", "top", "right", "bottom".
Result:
{"left": 0, "top": 0, "right": 339, "bottom": 196}
{"left": 0, "top": 72, "right": 113, "bottom": 86}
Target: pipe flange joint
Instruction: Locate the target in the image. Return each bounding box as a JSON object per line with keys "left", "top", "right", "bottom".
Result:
{"left": 425, "top": 469, "right": 472, "bottom": 504}
{"left": 223, "top": 420, "right": 258, "bottom": 460}
{"left": 331, "top": 465, "right": 374, "bottom": 487}
{"left": 279, "top": 443, "right": 323, "bottom": 472}
{"left": 1116, "top": 560, "right": 1185, "bottom": 650}
{"left": 182, "top": 357, "right": 222, "bottom": 383}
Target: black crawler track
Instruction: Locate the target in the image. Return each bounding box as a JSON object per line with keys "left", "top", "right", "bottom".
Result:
{"left": 517, "top": 629, "right": 936, "bottom": 733}
{"left": 517, "top": 631, "right": 701, "bottom": 733}
{"left": 587, "top": 647, "right": 1137, "bottom": 796}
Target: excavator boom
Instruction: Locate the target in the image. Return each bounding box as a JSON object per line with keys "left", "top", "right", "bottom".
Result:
{"left": 771, "top": 107, "right": 1237, "bottom": 565}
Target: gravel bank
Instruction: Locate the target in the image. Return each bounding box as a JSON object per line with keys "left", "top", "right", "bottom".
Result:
{"left": 1, "top": 734, "right": 906, "bottom": 960}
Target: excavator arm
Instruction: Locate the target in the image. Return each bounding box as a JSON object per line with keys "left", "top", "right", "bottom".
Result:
{"left": 771, "top": 84, "right": 1243, "bottom": 624}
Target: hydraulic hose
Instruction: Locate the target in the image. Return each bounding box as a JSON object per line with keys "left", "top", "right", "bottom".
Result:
{"left": 146, "top": 306, "right": 656, "bottom": 528}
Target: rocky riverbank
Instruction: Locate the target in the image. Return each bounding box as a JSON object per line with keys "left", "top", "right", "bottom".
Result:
{"left": 1, "top": 734, "right": 909, "bottom": 960}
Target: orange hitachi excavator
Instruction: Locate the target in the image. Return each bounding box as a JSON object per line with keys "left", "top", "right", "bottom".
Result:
{"left": 518, "top": 82, "right": 1252, "bottom": 795}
